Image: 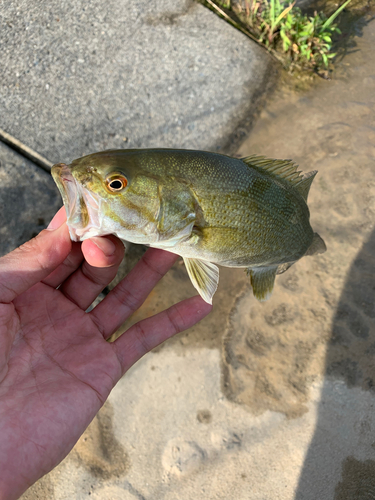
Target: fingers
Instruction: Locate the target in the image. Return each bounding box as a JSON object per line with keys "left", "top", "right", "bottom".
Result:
{"left": 58, "top": 236, "right": 125, "bottom": 310}
{"left": 112, "top": 296, "right": 212, "bottom": 375}
{"left": 0, "top": 218, "right": 71, "bottom": 304}
{"left": 42, "top": 208, "right": 125, "bottom": 296}
{"left": 41, "top": 208, "right": 84, "bottom": 288}
{"left": 90, "top": 248, "right": 179, "bottom": 338}
{"left": 81, "top": 237, "right": 123, "bottom": 268}
{"left": 42, "top": 242, "right": 84, "bottom": 288}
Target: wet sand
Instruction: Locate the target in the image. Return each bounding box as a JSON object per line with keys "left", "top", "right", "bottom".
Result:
{"left": 22, "top": 15, "right": 375, "bottom": 500}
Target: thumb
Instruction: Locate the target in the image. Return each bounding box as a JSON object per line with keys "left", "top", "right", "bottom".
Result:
{"left": 0, "top": 211, "right": 72, "bottom": 303}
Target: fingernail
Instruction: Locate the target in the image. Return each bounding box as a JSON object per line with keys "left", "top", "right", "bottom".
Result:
{"left": 90, "top": 237, "right": 116, "bottom": 256}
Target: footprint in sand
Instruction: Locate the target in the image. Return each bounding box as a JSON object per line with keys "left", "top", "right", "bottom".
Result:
{"left": 162, "top": 438, "right": 206, "bottom": 476}
{"left": 73, "top": 401, "right": 129, "bottom": 479}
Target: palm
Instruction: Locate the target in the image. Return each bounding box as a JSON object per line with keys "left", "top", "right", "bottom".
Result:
{"left": 6, "top": 283, "right": 119, "bottom": 467}
{"left": 0, "top": 215, "right": 211, "bottom": 498}
{"left": 2, "top": 278, "right": 124, "bottom": 493}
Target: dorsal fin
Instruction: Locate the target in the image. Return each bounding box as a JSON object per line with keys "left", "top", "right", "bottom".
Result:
{"left": 294, "top": 171, "right": 317, "bottom": 201}
{"left": 241, "top": 155, "right": 304, "bottom": 188}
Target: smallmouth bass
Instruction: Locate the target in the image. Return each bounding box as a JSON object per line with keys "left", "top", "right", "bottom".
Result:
{"left": 52, "top": 149, "right": 326, "bottom": 303}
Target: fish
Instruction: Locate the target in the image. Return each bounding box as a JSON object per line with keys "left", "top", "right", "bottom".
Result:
{"left": 51, "top": 149, "right": 326, "bottom": 304}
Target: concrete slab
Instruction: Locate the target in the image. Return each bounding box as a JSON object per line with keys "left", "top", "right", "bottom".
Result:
{"left": 0, "top": 142, "right": 61, "bottom": 257}
{"left": 0, "top": 0, "right": 272, "bottom": 165}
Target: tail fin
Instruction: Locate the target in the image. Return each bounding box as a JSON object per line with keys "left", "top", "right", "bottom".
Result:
{"left": 305, "top": 232, "right": 326, "bottom": 256}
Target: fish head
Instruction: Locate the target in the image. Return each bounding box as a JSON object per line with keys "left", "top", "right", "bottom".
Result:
{"left": 51, "top": 151, "right": 160, "bottom": 243}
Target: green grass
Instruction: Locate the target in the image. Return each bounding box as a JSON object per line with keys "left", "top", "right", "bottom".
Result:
{"left": 205, "top": 0, "right": 353, "bottom": 72}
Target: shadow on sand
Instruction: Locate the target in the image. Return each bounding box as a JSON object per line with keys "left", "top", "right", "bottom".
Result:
{"left": 295, "top": 228, "right": 375, "bottom": 499}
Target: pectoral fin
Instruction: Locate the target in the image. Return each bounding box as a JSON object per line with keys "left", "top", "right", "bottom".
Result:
{"left": 247, "top": 266, "right": 278, "bottom": 302}
{"left": 183, "top": 258, "right": 219, "bottom": 304}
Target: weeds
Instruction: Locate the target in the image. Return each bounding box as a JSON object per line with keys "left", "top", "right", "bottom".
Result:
{"left": 206, "top": 0, "right": 352, "bottom": 72}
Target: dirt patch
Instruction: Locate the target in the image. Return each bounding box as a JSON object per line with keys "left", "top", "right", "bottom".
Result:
{"left": 73, "top": 401, "right": 130, "bottom": 479}
{"left": 20, "top": 475, "right": 55, "bottom": 500}
{"left": 222, "top": 266, "right": 329, "bottom": 418}
{"left": 334, "top": 456, "right": 375, "bottom": 500}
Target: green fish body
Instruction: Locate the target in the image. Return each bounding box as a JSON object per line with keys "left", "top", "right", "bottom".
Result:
{"left": 52, "top": 149, "right": 326, "bottom": 303}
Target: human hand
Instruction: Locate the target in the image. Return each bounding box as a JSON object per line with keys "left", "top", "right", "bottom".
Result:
{"left": 0, "top": 208, "right": 212, "bottom": 499}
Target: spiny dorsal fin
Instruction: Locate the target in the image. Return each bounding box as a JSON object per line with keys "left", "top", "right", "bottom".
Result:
{"left": 294, "top": 171, "right": 317, "bottom": 201}
{"left": 241, "top": 155, "right": 304, "bottom": 188}
{"left": 183, "top": 257, "right": 219, "bottom": 304}
{"left": 247, "top": 266, "right": 278, "bottom": 302}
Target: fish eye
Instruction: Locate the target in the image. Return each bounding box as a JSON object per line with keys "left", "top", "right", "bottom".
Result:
{"left": 106, "top": 175, "right": 128, "bottom": 192}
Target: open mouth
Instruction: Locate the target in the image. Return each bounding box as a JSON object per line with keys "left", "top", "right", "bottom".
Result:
{"left": 51, "top": 163, "right": 103, "bottom": 241}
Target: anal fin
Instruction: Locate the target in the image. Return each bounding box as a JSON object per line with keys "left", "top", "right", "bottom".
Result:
{"left": 247, "top": 266, "right": 278, "bottom": 302}
{"left": 183, "top": 258, "right": 219, "bottom": 304}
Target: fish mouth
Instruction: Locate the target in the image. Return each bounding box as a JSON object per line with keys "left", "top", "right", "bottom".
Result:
{"left": 51, "top": 163, "right": 103, "bottom": 241}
